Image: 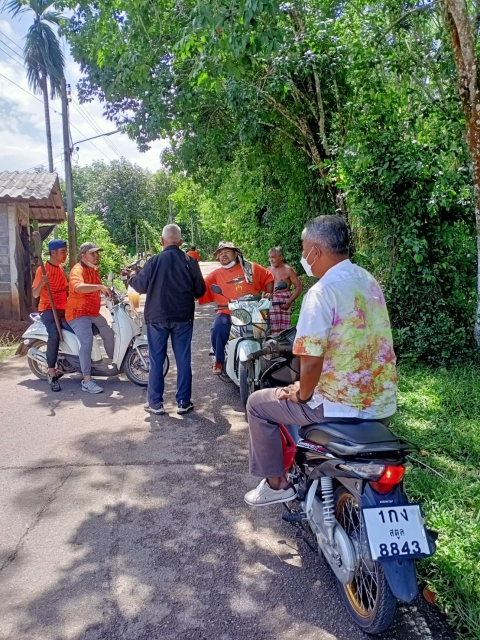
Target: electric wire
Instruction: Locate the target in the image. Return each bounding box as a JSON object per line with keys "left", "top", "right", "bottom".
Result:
{"left": 73, "top": 101, "right": 123, "bottom": 158}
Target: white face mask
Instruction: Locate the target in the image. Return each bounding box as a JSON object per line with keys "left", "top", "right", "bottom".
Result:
{"left": 300, "top": 247, "right": 318, "bottom": 277}
{"left": 221, "top": 260, "right": 236, "bottom": 269}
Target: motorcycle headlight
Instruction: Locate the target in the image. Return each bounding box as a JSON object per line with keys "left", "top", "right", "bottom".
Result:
{"left": 125, "top": 304, "right": 141, "bottom": 325}
{"left": 231, "top": 309, "right": 252, "bottom": 326}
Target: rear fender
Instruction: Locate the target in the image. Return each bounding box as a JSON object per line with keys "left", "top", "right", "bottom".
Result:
{"left": 339, "top": 479, "right": 420, "bottom": 603}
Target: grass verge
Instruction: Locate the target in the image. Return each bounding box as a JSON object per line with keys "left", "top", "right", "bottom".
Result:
{"left": 391, "top": 365, "right": 480, "bottom": 639}
{"left": 0, "top": 335, "right": 18, "bottom": 362}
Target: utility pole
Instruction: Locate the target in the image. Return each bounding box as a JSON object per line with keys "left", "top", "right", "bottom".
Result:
{"left": 168, "top": 200, "right": 173, "bottom": 224}
{"left": 61, "top": 78, "right": 77, "bottom": 268}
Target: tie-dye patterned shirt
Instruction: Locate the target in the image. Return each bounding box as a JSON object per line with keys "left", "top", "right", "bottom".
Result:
{"left": 293, "top": 260, "right": 397, "bottom": 418}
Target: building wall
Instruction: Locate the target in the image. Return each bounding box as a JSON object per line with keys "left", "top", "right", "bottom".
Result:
{"left": 0, "top": 203, "right": 12, "bottom": 319}
{"left": 0, "top": 202, "right": 27, "bottom": 320}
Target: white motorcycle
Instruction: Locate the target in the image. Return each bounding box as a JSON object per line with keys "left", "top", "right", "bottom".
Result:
{"left": 210, "top": 281, "right": 287, "bottom": 408}
{"left": 20, "top": 286, "right": 169, "bottom": 387}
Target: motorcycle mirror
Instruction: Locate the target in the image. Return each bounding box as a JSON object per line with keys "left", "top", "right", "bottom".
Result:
{"left": 211, "top": 284, "right": 223, "bottom": 295}
{"left": 275, "top": 281, "right": 288, "bottom": 291}
{"left": 107, "top": 272, "right": 114, "bottom": 283}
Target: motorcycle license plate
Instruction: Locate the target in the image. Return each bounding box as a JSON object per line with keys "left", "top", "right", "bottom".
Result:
{"left": 362, "top": 505, "right": 432, "bottom": 560}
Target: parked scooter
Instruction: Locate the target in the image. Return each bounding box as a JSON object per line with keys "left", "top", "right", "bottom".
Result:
{"left": 210, "top": 281, "right": 287, "bottom": 408}
{"left": 20, "top": 282, "right": 169, "bottom": 386}
{"left": 248, "top": 336, "right": 437, "bottom": 634}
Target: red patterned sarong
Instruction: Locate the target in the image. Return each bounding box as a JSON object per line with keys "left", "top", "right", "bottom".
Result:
{"left": 270, "top": 290, "right": 292, "bottom": 334}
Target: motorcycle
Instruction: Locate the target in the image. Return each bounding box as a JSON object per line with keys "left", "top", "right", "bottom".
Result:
{"left": 210, "top": 281, "right": 287, "bottom": 408}
{"left": 247, "top": 337, "right": 437, "bottom": 634}
{"left": 20, "top": 284, "right": 169, "bottom": 387}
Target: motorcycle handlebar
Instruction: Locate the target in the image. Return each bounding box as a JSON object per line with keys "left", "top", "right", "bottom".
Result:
{"left": 247, "top": 342, "right": 292, "bottom": 360}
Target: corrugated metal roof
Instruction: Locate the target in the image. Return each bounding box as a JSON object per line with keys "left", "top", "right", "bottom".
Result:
{"left": 0, "top": 171, "right": 66, "bottom": 223}
{"left": 0, "top": 171, "right": 57, "bottom": 200}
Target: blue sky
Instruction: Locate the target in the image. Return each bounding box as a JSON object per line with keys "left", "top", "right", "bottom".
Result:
{"left": 0, "top": 11, "right": 168, "bottom": 173}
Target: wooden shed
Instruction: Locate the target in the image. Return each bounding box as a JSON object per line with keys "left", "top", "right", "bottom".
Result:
{"left": 0, "top": 171, "right": 66, "bottom": 320}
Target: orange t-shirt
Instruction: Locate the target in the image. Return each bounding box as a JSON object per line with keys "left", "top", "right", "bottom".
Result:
{"left": 32, "top": 263, "right": 68, "bottom": 311}
{"left": 187, "top": 250, "right": 201, "bottom": 261}
{"left": 198, "top": 261, "right": 274, "bottom": 314}
{"left": 66, "top": 262, "right": 102, "bottom": 322}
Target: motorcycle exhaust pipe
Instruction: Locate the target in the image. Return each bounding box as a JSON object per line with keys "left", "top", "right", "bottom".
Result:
{"left": 27, "top": 348, "right": 48, "bottom": 366}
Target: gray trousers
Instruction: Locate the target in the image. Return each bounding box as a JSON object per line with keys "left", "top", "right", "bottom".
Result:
{"left": 68, "top": 315, "right": 115, "bottom": 376}
{"left": 247, "top": 388, "right": 329, "bottom": 478}
{"left": 247, "top": 387, "right": 391, "bottom": 478}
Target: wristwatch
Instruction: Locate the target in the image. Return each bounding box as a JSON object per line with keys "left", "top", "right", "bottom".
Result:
{"left": 296, "top": 389, "right": 313, "bottom": 404}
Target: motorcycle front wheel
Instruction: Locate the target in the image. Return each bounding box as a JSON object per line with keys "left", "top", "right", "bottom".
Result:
{"left": 239, "top": 359, "right": 256, "bottom": 409}
{"left": 27, "top": 339, "right": 48, "bottom": 380}
{"left": 123, "top": 345, "right": 169, "bottom": 387}
{"left": 334, "top": 487, "right": 397, "bottom": 635}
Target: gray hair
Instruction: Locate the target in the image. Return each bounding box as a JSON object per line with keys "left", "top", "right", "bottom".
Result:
{"left": 162, "top": 223, "right": 182, "bottom": 243}
{"left": 302, "top": 215, "right": 349, "bottom": 255}
{"left": 269, "top": 246, "right": 283, "bottom": 255}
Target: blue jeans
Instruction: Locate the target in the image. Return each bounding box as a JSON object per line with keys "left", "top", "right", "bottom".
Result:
{"left": 211, "top": 313, "right": 231, "bottom": 364}
{"left": 147, "top": 320, "right": 194, "bottom": 406}
{"left": 41, "top": 309, "right": 70, "bottom": 369}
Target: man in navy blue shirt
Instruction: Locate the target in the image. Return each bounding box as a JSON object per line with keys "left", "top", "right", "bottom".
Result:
{"left": 130, "top": 224, "right": 206, "bottom": 415}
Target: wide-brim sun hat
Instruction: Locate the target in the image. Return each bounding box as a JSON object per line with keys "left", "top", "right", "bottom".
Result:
{"left": 214, "top": 241, "right": 240, "bottom": 258}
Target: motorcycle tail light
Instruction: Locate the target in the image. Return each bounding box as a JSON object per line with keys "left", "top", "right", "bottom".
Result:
{"left": 339, "top": 462, "right": 386, "bottom": 479}
{"left": 370, "top": 465, "right": 405, "bottom": 494}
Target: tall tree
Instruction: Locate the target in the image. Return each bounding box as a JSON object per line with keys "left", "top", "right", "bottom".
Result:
{"left": 444, "top": 0, "right": 480, "bottom": 346}
{"left": 4, "top": 0, "right": 65, "bottom": 172}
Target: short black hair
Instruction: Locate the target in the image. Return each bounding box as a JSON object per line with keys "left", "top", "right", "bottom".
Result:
{"left": 191, "top": 246, "right": 196, "bottom": 251}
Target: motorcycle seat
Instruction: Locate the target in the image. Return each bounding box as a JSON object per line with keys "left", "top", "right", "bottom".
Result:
{"left": 299, "top": 421, "right": 414, "bottom": 456}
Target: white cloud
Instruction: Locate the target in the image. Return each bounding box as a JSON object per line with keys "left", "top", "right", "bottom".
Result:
{"left": 0, "top": 14, "right": 169, "bottom": 173}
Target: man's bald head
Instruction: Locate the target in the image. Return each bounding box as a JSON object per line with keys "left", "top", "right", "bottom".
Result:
{"left": 162, "top": 224, "right": 183, "bottom": 247}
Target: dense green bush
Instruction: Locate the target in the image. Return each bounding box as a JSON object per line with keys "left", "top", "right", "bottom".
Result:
{"left": 57, "top": 211, "right": 127, "bottom": 280}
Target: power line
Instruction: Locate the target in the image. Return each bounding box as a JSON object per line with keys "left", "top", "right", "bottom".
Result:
{"left": 0, "top": 69, "right": 62, "bottom": 113}
{"left": 0, "top": 37, "right": 24, "bottom": 62}
{"left": 24, "top": 152, "right": 64, "bottom": 173}
{"left": 69, "top": 120, "right": 114, "bottom": 161}
{"left": 0, "top": 43, "right": 25, "bottom": 67}
{"left": 0, "top": 28, "right": 24, "bottom": 53}
{"left": 0, "top": 66, "right": 113, "bottom": 161}
{"left": 0, "top": 36, "right": 118, "bottom": 163}
{"left": 70, "top": 99, "right": 122, "bottom": 159}
{"left": 73, "top": 98, "right": 123, "bottom": 158}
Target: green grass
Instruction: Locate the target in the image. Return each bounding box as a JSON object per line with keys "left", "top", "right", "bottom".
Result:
{"left": 392, "top": 365, "right": 480, "bottom": 639}
{"left": 0, "top": 335, "right": 17, "bottom": 362}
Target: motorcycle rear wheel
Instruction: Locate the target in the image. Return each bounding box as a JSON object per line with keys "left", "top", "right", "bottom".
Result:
{"left": 239, "top": 359, "right": 256, "bottom": 409}
{"left": 27, "top": 340, "right": 48, "bottom": 380}
{"left": 123, "top": 345, "right": 169, "bottom": 387}
{"left": 335, "top": 487, "right": 397, "bottom": 634}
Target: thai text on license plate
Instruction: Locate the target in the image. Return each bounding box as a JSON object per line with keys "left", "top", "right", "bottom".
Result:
{"left": 362, "top": 504, "right": 431, "bottom": 560}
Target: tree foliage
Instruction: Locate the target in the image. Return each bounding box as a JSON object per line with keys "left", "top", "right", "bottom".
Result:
{"left": 62, "top": 0, "right": 480, "bottom": 367}
{"left": 72, "top": 160, "right": 174, "bottom": 254}
{"left": 57, "top": 211, "right": 126, "bottom": 279}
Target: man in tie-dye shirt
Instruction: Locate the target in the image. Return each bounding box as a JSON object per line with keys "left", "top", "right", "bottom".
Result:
{"left": 244, "top": 215, "right": 397, "bottom": 507}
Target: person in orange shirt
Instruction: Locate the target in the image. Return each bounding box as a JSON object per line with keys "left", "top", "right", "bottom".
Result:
{"left": 187, "top": 246, "right": 201, "bottom": 261}
{"left": 66, "top": 242, "right": 115, "bottom": 394}
{"left": 31, "top": 239, "right": 69, "bottom": 392}
{"left": 198, "top": 241, "right": 274, "bottom": 374}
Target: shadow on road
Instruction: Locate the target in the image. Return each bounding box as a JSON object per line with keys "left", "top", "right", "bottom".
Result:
{"left": 0, "top": 303, "right": 454, "bottom": 640}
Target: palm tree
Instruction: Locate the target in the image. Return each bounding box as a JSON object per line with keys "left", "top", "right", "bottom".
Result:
{"left": 4, "top": 0, "right": 65, "bottom": 172}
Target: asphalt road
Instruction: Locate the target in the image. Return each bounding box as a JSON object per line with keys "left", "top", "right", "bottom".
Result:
{"left": 0, "top": 262, "right": 454, "bottom": 640}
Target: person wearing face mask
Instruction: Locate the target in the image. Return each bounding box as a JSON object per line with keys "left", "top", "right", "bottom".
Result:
{"left": 198, "top": 241, "right": 274, "bottom": 374}
{"left": 244, "top": 215, "right": 398, "bottom": 506}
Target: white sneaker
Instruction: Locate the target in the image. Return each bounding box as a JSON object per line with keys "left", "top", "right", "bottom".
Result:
{"left": 82, "top": 379, "right": 104, "bottom": 394}
{"left": 244, "top": 479, "right": 297, "bottom": 507}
